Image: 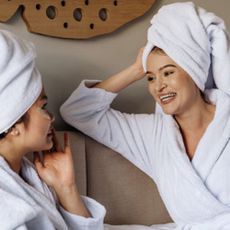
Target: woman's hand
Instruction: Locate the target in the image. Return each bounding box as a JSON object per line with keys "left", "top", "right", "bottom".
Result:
{"left": 34, "top": 131, "right": 75, "bottom": 191}
{"left": 34, "top": 131, "right": 91, "bottom": 217}
{"left": 132, "top": 47, "right": 145, "bottom": 81}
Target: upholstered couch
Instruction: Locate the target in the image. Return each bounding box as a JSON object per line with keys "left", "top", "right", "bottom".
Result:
{"left": 56, "top": 130, "right": 172, "bottom": 227}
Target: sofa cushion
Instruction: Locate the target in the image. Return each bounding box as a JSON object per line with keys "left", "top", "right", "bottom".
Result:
{"left": 85, "top": 136, "right": 172, "bottom": 225}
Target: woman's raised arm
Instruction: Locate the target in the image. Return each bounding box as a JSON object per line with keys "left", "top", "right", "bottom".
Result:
{"left": 93, "top": 48, "right": 145, "bottom": 93}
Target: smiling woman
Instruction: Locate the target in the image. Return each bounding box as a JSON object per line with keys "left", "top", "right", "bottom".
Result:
{"left": 60, "top": 1, "right": 230, "bottom": 229}
{"left": 146, "top": 48, "right": 205, "bottom": 116}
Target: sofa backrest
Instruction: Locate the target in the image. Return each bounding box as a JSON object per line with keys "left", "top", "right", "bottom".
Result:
{"left": 57, "top": 131, "right": 172, "bottom": 225}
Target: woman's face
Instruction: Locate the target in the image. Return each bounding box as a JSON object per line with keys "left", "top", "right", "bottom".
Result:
{"left": 146, "top": 50, "right": 201, "bottom": 115}
{"left": 20, "top": 89, "right": 55, "bottom": 152}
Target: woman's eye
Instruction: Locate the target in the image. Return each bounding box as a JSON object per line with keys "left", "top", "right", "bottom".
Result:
{"left": 164, "top": 71, "right": 174, "bottom": 77}
{"left": 42, "top": 103, "right": 47, "bottom": 110}
{"left": 147, "top": 76, "right": 156, "bottom": 82}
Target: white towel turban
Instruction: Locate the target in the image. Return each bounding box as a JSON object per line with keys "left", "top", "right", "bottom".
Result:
{"left": 0, "top": 30, "right": 42, "bottom": 134}
{"left": 142, "top": 1, "right": 230, "bottom": 94}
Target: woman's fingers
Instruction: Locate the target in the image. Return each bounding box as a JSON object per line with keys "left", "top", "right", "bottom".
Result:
{"left": 33, "top": 151, "right": 40, "bottom": 163}
{"left": 52, "top": 129, "right": 62, "bottom": 152}
{"left": 140, "top": 46, "right": 145, "bottom": 52}
{"left": 33, "top": 151, "right": 44, "bottom": 171}
{"left": 64, "top": 132, "right": 71, "bottom": 153}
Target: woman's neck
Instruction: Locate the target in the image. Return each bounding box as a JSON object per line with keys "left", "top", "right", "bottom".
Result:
{"left": 5, "top": 156, "right": 22, "bottom": 174}
{"left": 174, "top": 99, "right": 215, "bottom": 134}
{"left": 0, "top": 143, "right": 24, "bottom": 174}
{"left": 174, "top": 98, "right": 215, "bottom": 160}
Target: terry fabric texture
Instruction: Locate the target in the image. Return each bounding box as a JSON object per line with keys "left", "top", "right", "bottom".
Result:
{"left": 60, "top": 80, "right": 230, "bottom": 229}
{"left": 0, "top": 30, "right": 42, "bottom": 133}
{"left": 142, "top": 2, "right": 230, "bottom": 95}
{"left": 0, "top": 155, "right": 105, "bottom": 230}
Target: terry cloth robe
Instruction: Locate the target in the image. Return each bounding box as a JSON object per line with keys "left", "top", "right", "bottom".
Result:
{"left": 60, "top": 80, "right": 230, "bottom": 230}
{"left": 0, "top": 154, "right": 105, "bottom": 230}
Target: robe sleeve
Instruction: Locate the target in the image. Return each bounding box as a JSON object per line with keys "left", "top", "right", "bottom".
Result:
{"left": 59, "top": 196, "right": 106, "bottom": 230}
{"left": 60, "top": 80, "right": 160, "bottom": 179}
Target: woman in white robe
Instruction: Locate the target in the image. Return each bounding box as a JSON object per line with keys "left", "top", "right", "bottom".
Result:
{"left": 60, "top": 2, "right": 230, "bottom": 230}
{"left": 0, "top": 30, "right": 105, "bottom": 229}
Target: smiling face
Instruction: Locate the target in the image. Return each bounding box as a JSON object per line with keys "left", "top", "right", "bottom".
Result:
{"left": 20, "top": 89, "right": 55, "bottom": 152}
{"left": 146, "top": 49, "right": 201, "bottom": 115}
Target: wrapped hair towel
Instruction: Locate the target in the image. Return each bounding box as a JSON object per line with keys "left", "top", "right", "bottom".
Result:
{"left": 0, "top": 30, "right": 42, "bottom": 133}
{"left": 142, "top": 2, "right": 230, "bottom": 95}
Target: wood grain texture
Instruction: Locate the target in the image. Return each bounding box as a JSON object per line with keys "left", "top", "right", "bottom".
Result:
{"left": 0, "top": 0, "right": 156, "bottom": 39}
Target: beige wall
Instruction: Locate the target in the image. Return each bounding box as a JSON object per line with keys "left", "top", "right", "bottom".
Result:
{"left": 0, "top": 0, "right": 229, "bottom": 130}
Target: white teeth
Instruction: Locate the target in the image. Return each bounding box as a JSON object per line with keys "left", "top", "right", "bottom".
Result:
{"left": 160, "top": 93, "right": 176, "bottom": 102}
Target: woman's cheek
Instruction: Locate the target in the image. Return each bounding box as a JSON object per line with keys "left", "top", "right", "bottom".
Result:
{"left": 148, "top": 88, "right": 157, "bottom": 100}
{"left": 38, "top": 108, "right": 52, "bottom": 120}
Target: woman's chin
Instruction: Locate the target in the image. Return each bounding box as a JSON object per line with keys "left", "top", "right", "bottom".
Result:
{"left": 42, "top": 142, "right": 54, "bottom": 151}
{"left": 161, "top": 108, "right": 175, "bottom": 115}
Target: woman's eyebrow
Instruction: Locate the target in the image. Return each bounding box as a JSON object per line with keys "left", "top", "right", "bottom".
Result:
{"left": 40, "top": 95, "right": 48, "bottom": 101}
{"left": 159, "top": 64, "right": 176, "bottom": 72}
{"left": 146, "top": 64, "right": 176, "bottom": 75}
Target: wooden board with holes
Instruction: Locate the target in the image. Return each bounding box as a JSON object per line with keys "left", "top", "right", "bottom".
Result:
{"left": 0, "top": 0, "right": 156, "bottom": 39}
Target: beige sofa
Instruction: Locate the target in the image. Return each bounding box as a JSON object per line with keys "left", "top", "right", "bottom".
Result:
{"left": 57, "top": 130, "right": 172, "bottom": 226}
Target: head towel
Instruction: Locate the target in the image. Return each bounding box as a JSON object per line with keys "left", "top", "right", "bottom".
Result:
{"left": 0, "top": 30, "right": 42, "bottom": 134}
{"left": 142, "top": 2, "right": 230, "bottom": 95}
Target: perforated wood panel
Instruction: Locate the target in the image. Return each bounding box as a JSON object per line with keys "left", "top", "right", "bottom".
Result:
{"left": 0, "top": 0, "right": 156, "bottom": 39}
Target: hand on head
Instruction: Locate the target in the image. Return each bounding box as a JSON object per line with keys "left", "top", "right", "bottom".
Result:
{"left": 132, "top": 47, "right": 145, "bottom": 81}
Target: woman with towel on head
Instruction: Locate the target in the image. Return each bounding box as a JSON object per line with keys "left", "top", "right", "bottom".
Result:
{"left": 0, "top": 30, "right": 105, "bottom": 230}
{"left": 61, "top": 2, "right": 230, "bottom": 229}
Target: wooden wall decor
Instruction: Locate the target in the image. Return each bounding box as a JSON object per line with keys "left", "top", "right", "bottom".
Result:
{"left": 0, "top": 0, "right": 156, "bottom": 39}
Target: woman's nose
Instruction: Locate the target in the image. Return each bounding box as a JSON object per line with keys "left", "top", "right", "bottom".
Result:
{"left": 155, "top": 77, "right": 167, "bottom": 92}
{"left": 48, "top": 111, "right": 55, "bottom": 122}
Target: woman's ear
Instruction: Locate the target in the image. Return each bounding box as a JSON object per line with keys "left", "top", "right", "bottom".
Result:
{"left": 9, "top": 127, "right": 19, "bottom": 136}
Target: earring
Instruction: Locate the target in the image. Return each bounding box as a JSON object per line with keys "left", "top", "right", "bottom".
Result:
{"left": 10, "top": 129, "right": 19, "bottom": 136}
{"left": 14, "top": 130, "right": 19, "bottom": 135}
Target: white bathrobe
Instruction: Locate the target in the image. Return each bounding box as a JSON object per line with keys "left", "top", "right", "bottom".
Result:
{"left": 0, "top": 153, "right": 105, "bottom": 230}
{"left": 60, "top": 80, "right": 230, "bottom": 230}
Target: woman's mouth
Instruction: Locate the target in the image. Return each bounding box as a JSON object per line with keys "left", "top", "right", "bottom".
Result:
{"left": 47, "top": 127, "right": 53, "bottom": 137}
{"left": 159, "top": 92, "right": 177, "bottom": 105}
